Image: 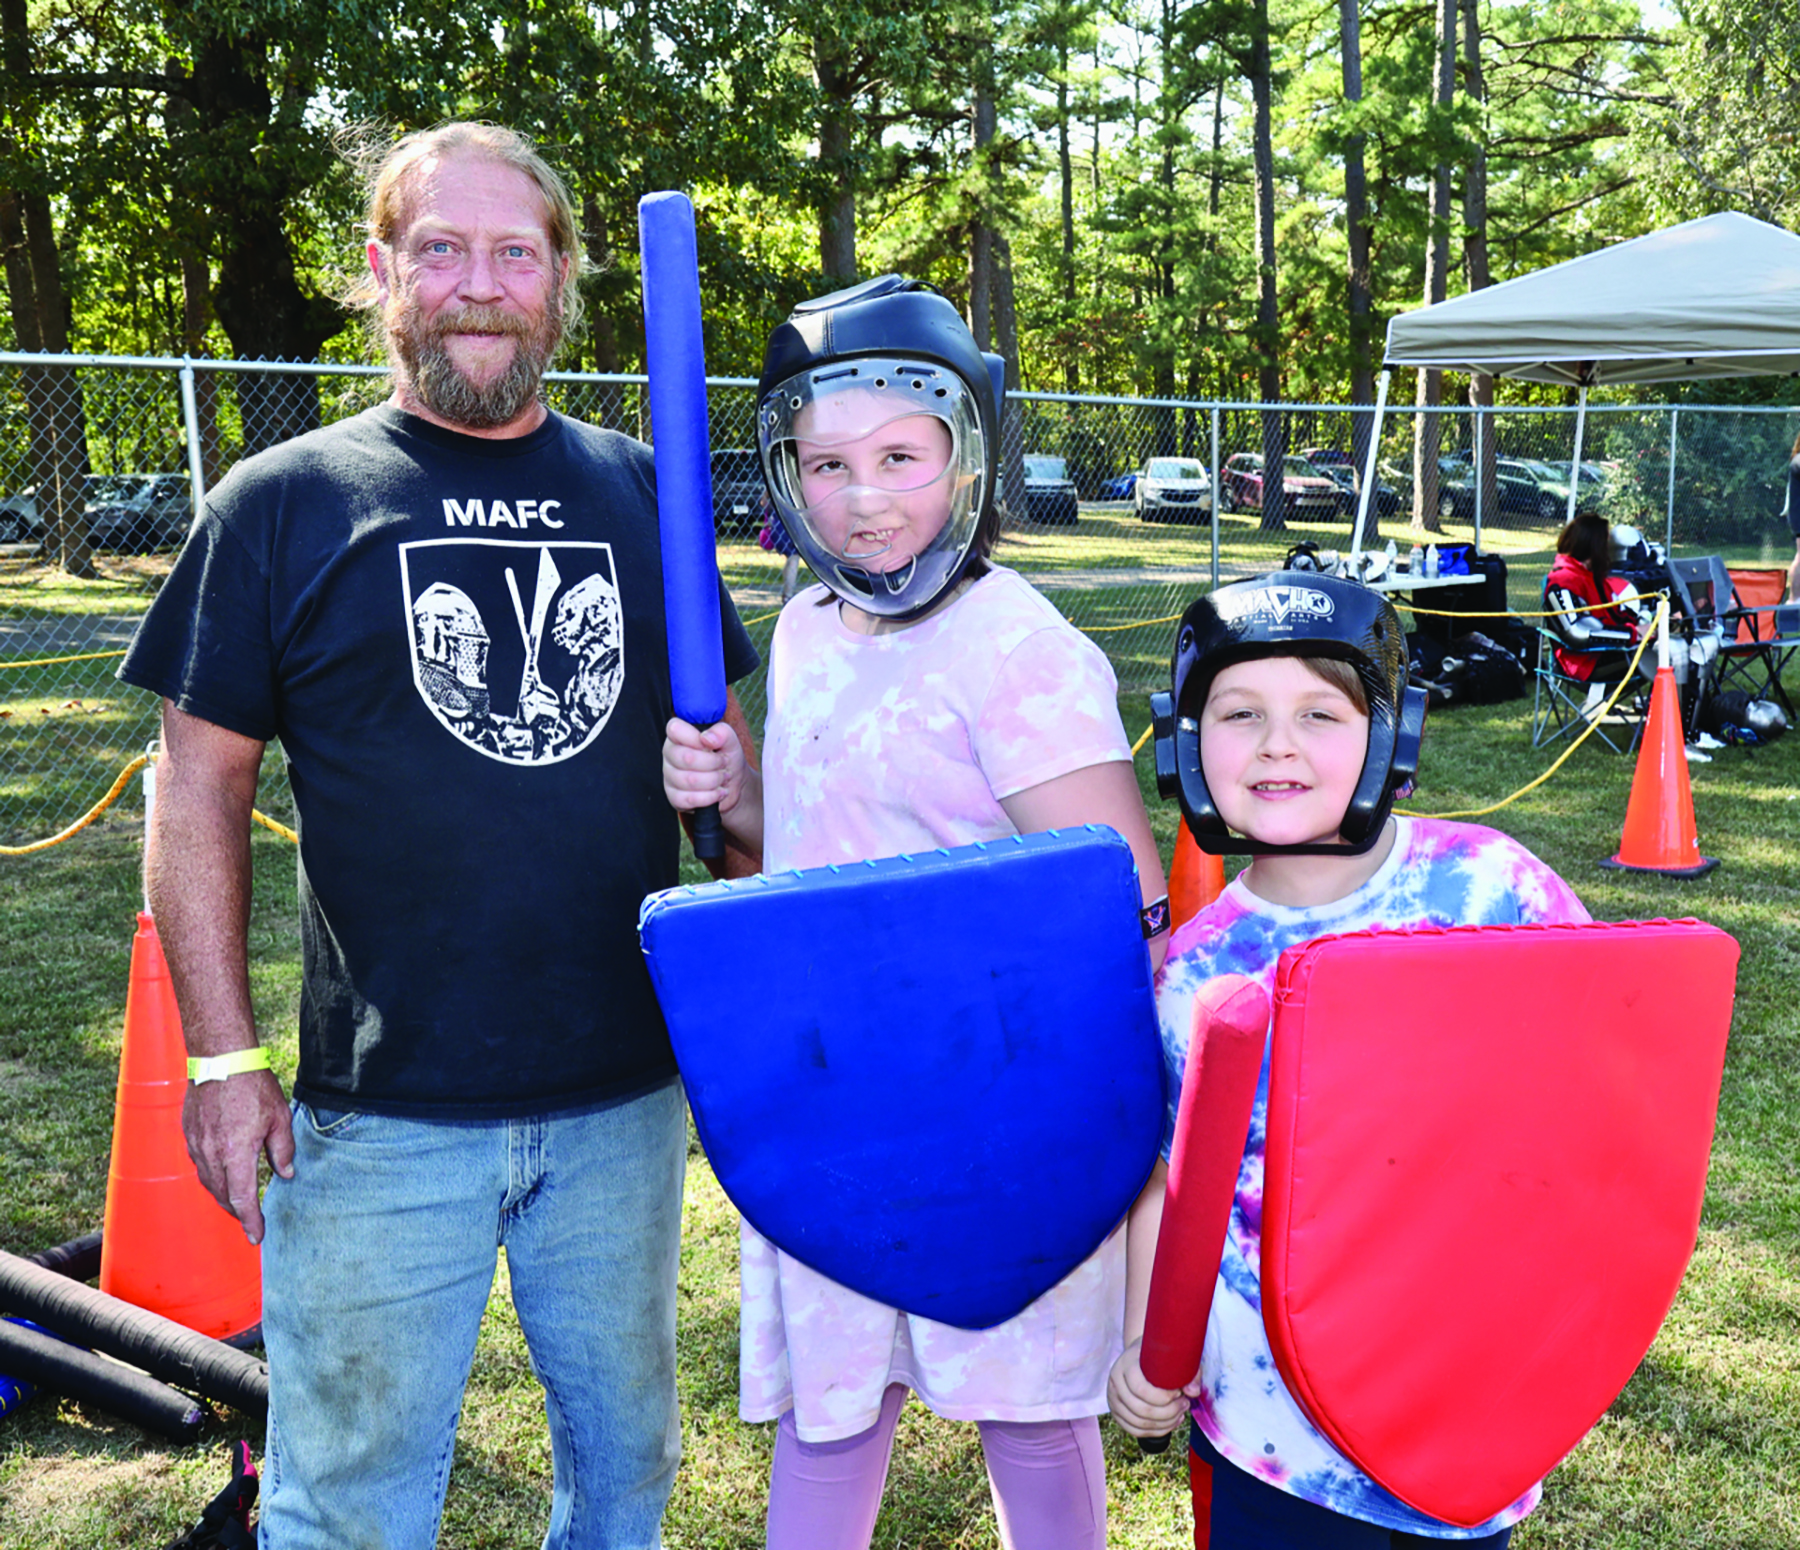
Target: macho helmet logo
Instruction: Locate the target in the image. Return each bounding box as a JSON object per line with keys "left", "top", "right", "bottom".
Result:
{"left": 1214, "top": 584, "right": 1336, "bottom": 629}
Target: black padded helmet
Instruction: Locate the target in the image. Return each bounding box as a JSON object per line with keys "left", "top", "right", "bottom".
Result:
{"left": 757, "top": 275, "right": 1003, "bottom": 620}
{"left": 1150, "top": 572, "right": 1427, "bottom": 856}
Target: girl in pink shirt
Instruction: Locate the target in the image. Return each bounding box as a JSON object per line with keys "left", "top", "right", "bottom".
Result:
{"left": 663, "top": 276, "right": 1167, "bottom": 1550}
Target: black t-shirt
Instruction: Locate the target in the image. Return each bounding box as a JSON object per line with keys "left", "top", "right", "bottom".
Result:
{"left": 122, "top": 405, "right": 758, "bottom": 1118}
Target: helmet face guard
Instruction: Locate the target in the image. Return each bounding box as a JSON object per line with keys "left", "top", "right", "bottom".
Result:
{"left": 1151, "top": 572, "right": 1428, "bottom": 856}
{"left": 757, "top": 276, "right": 999, "bottom": 621}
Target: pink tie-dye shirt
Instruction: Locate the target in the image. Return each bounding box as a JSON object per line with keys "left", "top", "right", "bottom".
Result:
{"left": 742, "top": 567, "right": 1136, "bottom": 1441}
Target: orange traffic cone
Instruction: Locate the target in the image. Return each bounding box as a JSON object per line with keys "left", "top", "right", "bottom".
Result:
{"left": 1599, "top": 665, "right": 1719, "bottom": 879}
{"left": 99, "top": 913, "right": 262, "bottom": 1339}
{"left": 1169, "top": 817, "right": 1227, "bottom": 929}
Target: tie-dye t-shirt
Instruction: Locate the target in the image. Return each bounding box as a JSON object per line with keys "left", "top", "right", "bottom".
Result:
{"left": 1158, "top": 816, "right": 1590, "bottom": 1536}
{"left": 742, "top": 566, "right": 1136, "bottom": 1442}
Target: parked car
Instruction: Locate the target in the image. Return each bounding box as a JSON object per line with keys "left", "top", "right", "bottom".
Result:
{"left": 1021, "top": 453, "right": 1079, "bottom": 525}
{"left": 1134, "top": 456, "right": 1213, "bottom": 522}
{"left": 1097, "top": 470, "right": 1138, "bottom": 501}
{"left": 85, "top": 472, "right": 193, "bottom": 550}
{"left": 710, "top": 448, "right": 767, "bottom": 538}
{"left": 1299, "top": 452, "right": 1401, "bottom": 517}
{"left": 1219, "top": 453, "right": 1344, "bottom": 518}
{"left": 1436, "top": 457, "right": 1599, "bottom": 524}
{"left": 0, "top": 486, "right": 39, "bottom": 543}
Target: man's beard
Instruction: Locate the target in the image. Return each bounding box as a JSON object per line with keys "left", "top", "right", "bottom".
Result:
{"left": 388, "top": 296, "right": 563, "bottom": 431}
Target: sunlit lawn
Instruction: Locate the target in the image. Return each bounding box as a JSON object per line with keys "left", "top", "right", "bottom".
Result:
{"left": 4, "top": 642, "right": 1800, "bottom": 1545}
{"left": 5, "top": 501, "right": 1800, "bottom": 1545}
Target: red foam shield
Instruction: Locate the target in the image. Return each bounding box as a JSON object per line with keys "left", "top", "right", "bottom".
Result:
{"left": 1261, "top": 919, "right": 1737, "bottom": 1528}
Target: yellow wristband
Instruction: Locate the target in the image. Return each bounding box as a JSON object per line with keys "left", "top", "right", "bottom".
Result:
{"left": 186, "top": 1047, "right": 274, "bottom": 1084}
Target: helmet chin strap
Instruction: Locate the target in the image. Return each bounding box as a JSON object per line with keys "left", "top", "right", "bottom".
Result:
{"left": 880, "top": 557, "right": 919, "bottom": 595}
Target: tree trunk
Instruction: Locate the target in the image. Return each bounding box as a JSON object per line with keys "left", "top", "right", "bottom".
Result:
{"left": 186, "top": 29, "right": 343, "bottom": 454}
{"left": 1411, "top": 0, "right": 1457, "bottom": 537}
{"left": 1461, "top": 0, "right": 1496, "bottom": 526}
{"left": 815, "top": 37, "right": 858, "bottom": 284}
{"left": 1, "top": 189, "right": 95, "bottom": 574}
{"left": 1091, "top": 36, "right": 1103, "bottom": 302}
{"left": 1146, "top": 0, "right": 1179, "bottom": 460}
{"left": 165, "top": 80, "right": 222, "bottom": 489}
{"left": 968, "top": 62, "right": 996, "bottom": 351}
{"left": 1057, "top": 37, "right": 1077, "bottom": 392}
{"left": 1210, "top": 80, "right": 1228, "bottom": 398}
{"left": 1340, "top": 0, "right": 1377, "bottom": 541}
{"left": 180, "top": 251, "right": 223, "bottom": 490}
{"left": 2, "top": 0, "right": 94, "bottom": 573}
{"left": 1249, "top": 0, "right": 1285, "bottom": 531}
{"left": 992, "top": 230, "right": 1026, "bottom": 527}
{"left": 581, "top": 195, "right": 624, "bottom": 407}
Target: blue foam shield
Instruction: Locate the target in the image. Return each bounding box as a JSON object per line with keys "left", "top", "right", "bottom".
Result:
{"left": 638, "top": 826, "right": 1164, "bottom": 1330}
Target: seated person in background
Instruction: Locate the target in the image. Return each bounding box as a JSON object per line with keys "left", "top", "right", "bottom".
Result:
{"left": 1545, "top": 511, "right": 1641, "bottom": 682}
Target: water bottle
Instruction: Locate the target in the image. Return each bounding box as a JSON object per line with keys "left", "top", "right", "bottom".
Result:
{"left": 1425, "top": 544, "right": 1440, "bottom": 578}
{"left": 1409, "top": 543, "right": 1424, "bottom": 576}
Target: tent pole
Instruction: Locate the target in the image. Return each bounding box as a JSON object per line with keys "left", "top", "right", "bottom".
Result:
{"left": 1566, "top": 385, "right": 1588, "bottom": 526}
{"left": 1351, "top": 368, "right": 1391, "bottom": 564}
{"left": 1472, "top": 404, "right": 1484, "bottom": 552}
{"left": 1665, "top": 407, "right": 1679, "bottom": 552}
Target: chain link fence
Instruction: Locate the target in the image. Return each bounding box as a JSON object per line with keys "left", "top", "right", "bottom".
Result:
{"left": 5, "top": 352, "right": 1797, "bottom": 844}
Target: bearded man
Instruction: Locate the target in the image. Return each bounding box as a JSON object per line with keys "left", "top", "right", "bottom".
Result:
{"left": 120, "top": 123, "right": 758, "bottom": 1549}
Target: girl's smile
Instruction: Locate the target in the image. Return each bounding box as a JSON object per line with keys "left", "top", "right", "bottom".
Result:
{"left": 1200, "top": 655, "right": 1370, "bottom": 850}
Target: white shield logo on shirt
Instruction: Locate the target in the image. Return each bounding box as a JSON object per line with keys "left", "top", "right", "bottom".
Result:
{"left": 400, "top": 538, "right": 625, "bottom": 766}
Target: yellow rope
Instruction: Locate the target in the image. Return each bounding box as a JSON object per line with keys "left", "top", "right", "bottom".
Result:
{"left": 0, "top": 752, "right": 300, "bottom": 853}
{"left": 1132, "top": 723, "right": 1155, "bottom": 756}
{"left": 254, "top": 809, "right": 299, "bottom": 843}
{"left": 1397, "top": 602, "right": 1663, "bottom": 821}
{"left": 1082, "top": 610, "right": 1185, "bottom": 636}
{"left": 1406, "top": 592, "right": 1664, "bottom": 621}
{"left": 0, "top": 648, "right": 128, "bottom": 670}
{"left": 0, "top": 755, "right": 149, "bottom": 855}
{"left": 741, "top": 608, "right": 783, "bottom": 627}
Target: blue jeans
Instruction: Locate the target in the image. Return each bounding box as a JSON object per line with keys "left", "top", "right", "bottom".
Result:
{"left": 258, "top": 1080, "right": 686, "bottom": 1550}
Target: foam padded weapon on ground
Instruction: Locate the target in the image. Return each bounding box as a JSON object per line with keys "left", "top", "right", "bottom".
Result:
{"left": 0, "top": 1249, "right": 268, "bottom": 1418}
{"left": 0, "top": 1316, "right": 206, "bottom": 1442}
{"left": 639, "top": 190, "right": 728, "bottom": 860}
{"left": 639, "top": 826, "right": 1165, "bottom": 1330}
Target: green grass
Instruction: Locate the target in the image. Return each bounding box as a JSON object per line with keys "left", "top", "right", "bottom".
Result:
{"left": 3, "top": 674, "right": 1800, "bottom": 1546}
{"left": 4, "top": 521, "right": 1800, "bottom": 1546}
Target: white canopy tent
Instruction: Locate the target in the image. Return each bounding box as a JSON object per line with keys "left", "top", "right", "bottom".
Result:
{"left": 1351, "top": 212, "right": 1800, "bottom": 559}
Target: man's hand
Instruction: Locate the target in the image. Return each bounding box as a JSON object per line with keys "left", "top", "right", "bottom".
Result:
{"left": 182, "top": 1069, "right": 295, "bottom": 1246}
{"left": 1107, "top": 1338, "right": 1194, "bottom": 1439}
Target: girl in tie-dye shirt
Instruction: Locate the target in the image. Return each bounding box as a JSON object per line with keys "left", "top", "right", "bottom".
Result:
{"left": 663, "top": 277, "right": 1167, "bottom": 1550}
{"left": 1105, "top": 574, "right": 1589, "bottom": 1549}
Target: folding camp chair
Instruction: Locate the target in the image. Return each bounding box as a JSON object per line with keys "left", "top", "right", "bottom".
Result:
{"left": 1662, "top": 557, "right": 1737, "bottom": 739}
{"left": 1720, "top": 566, "right": 1799, "bottom": 719}
{"left": 1531, "top": 597, "right": 1643, "bottom": 754}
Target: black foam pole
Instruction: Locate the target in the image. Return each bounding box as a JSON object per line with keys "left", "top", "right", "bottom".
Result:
{"left": 0, "top": 1249, "right": 267, "bottom": 1416}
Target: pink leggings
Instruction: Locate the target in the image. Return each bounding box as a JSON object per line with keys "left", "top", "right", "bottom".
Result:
{"left": 764, "top": 1384, "right": 1106, "bottom": 1550}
